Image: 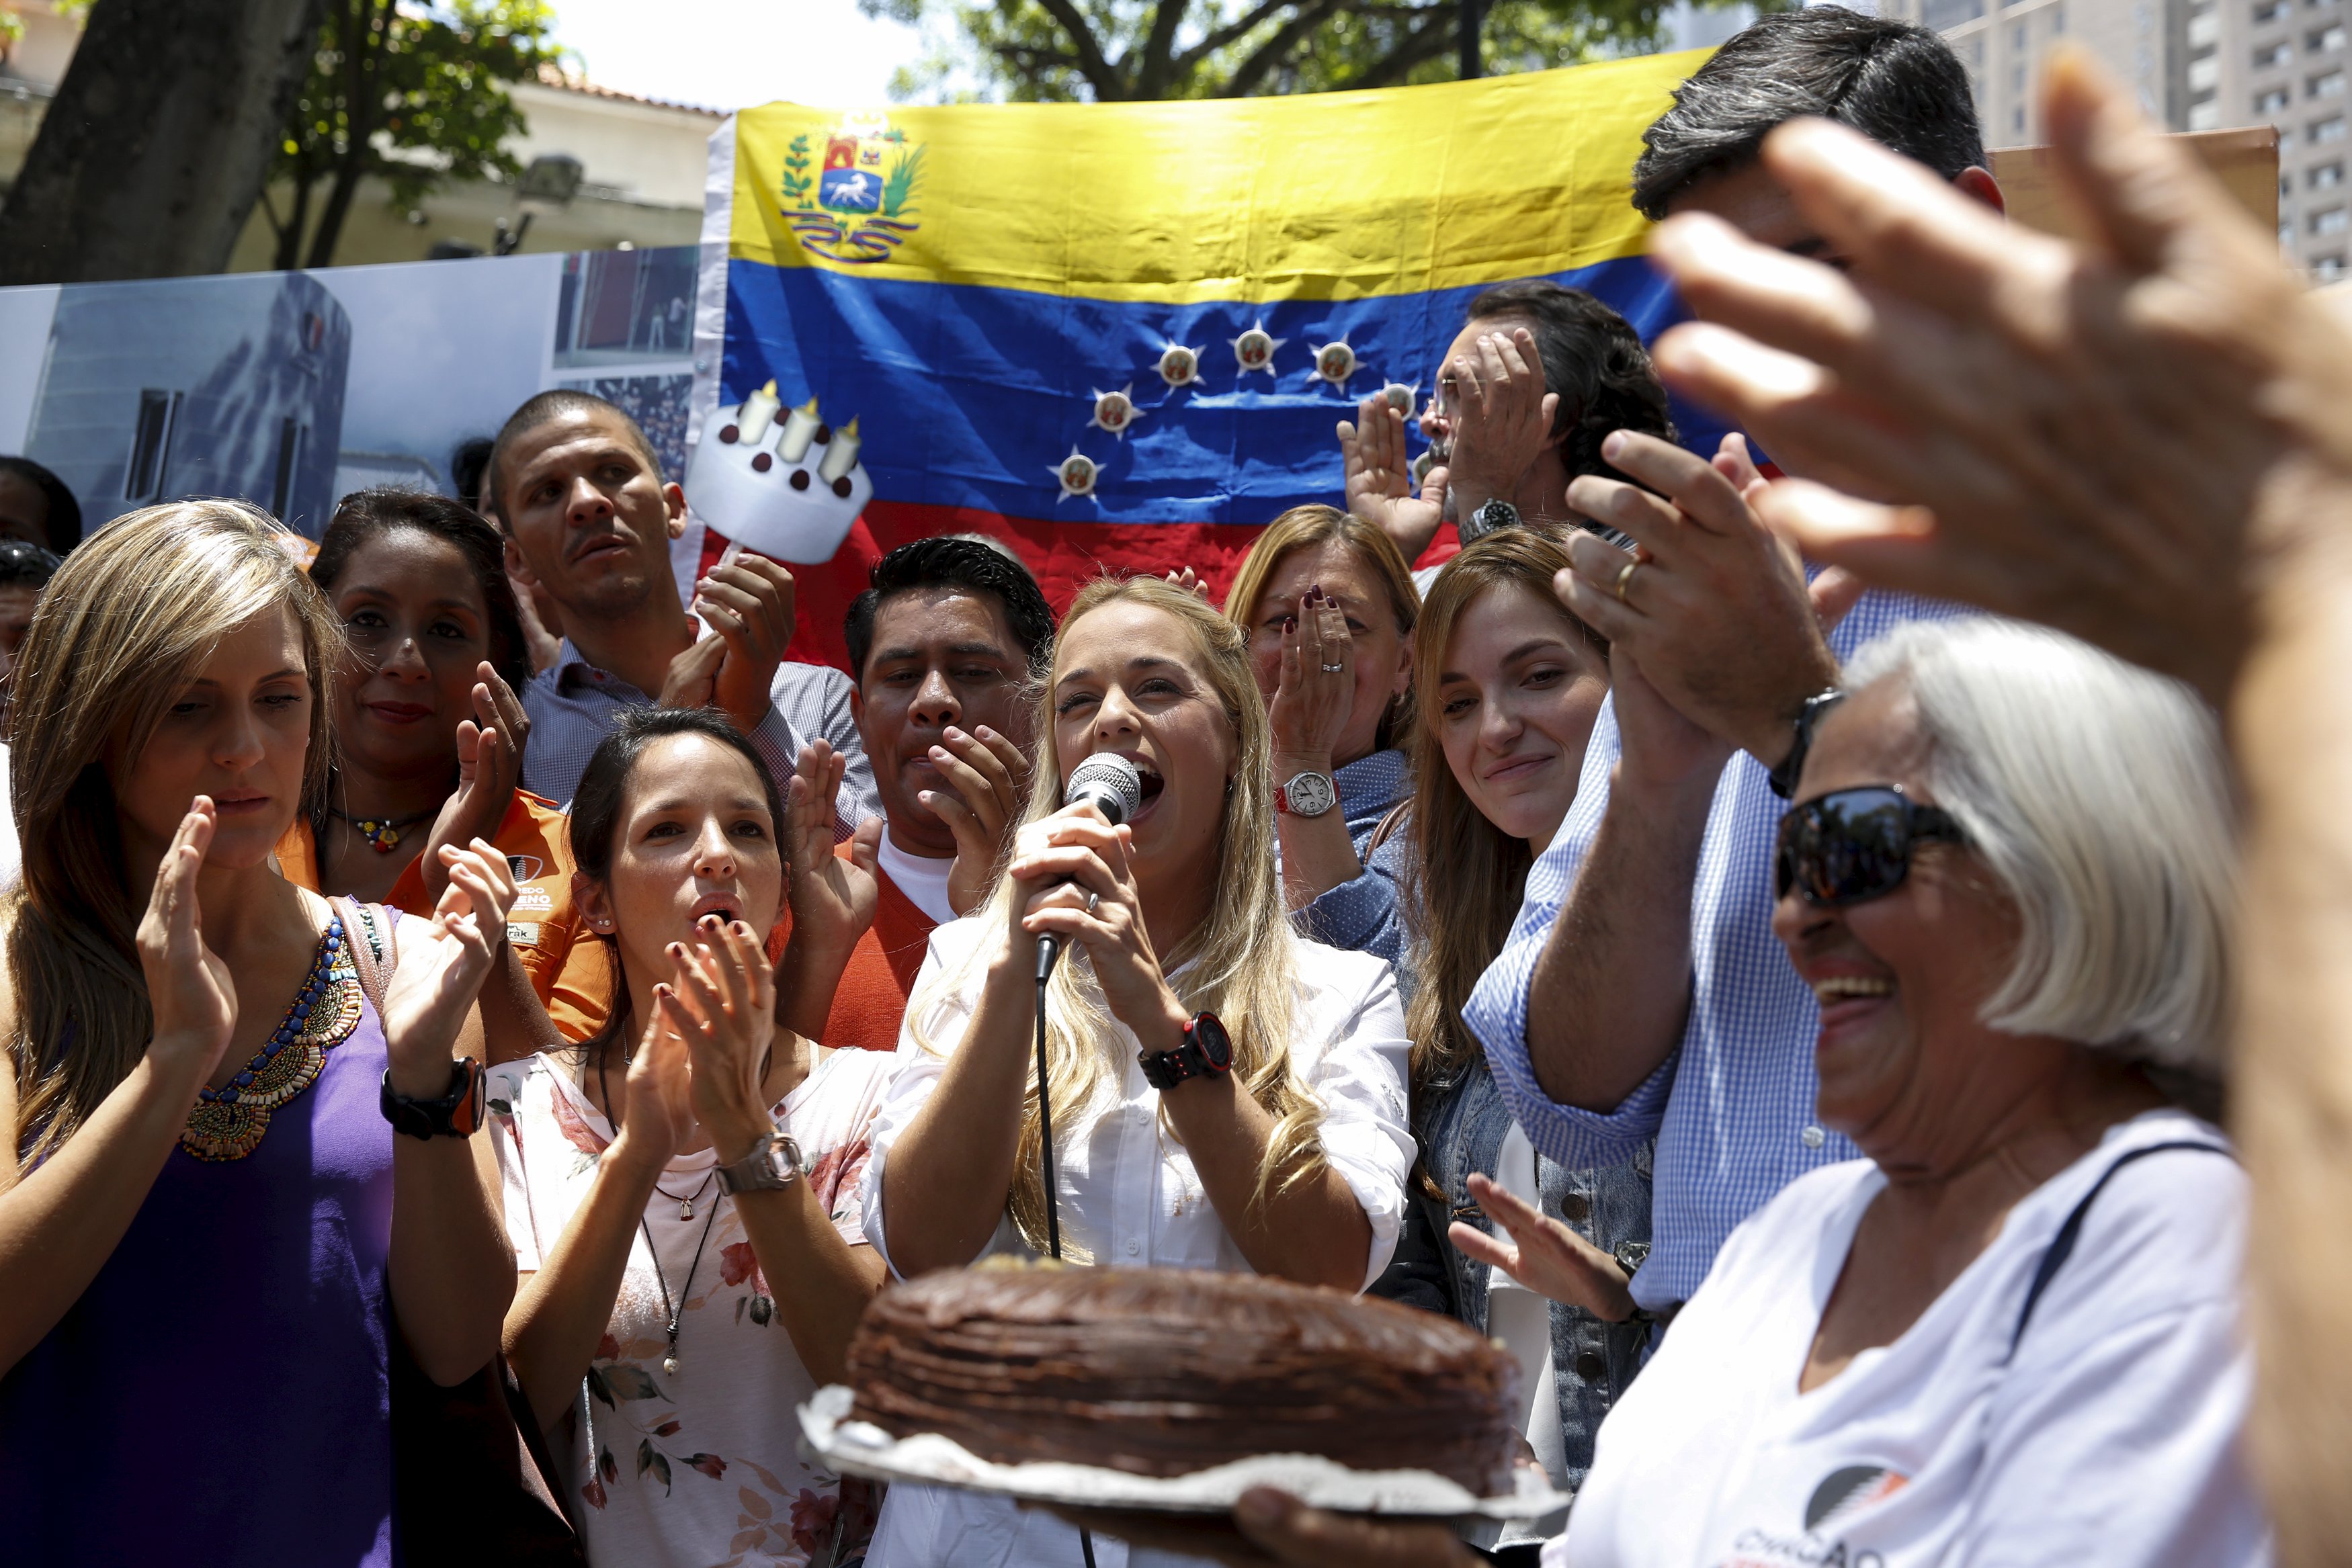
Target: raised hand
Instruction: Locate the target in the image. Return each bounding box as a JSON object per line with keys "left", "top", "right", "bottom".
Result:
{"left": 1442, "top": 326, "right": 1558, "bottom": 521}
{"left": 1638, "top": 52, "right": 2350, "bottom": 703}
{"left": 1265, "top": 587, "right": 1353, "bottom": 778}
{"left": 135, "top": 798, "right": 237, "bottom": 1084}
{"left": 380, "top": 838, "right": 517, "bottom": 1095}
{"left": 657, "top": 630, "right": 726, "bottom": 713}
{"left": 695, "top": 555, "right": 797, "bottom": 736}
{"left": 657, "top": 915, "right": 779, "bottom": 1163}
{"left": 1339, "top": 396, "right": 1447, "bottom": 562}
{"left": 921, "top": 724, "right": 1030, "bottom": 917}
{"left": 1451, "top": 1171, "right": 1636, "bottom": 1323}
{"left": 419, "top": 661, "right": 530, "bottom": 902}
{"left": 1163, "top": 566, "right": 1212, "bottom": 602}
{"left": 785, "top": 740, "right": 878, "bottom": 945}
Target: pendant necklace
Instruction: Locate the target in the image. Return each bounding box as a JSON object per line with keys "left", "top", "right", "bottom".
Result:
{"left": 328, "top": 805, "right": 437, "bottom": 855}
{"left": 643, "top": 1204, "right": 722, "bottom": 1379}
{"left": 655, "top": 1168, "right": 718, "bottom": 1221}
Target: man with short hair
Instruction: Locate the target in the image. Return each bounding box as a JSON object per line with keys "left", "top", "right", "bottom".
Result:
{"left": 1464, "top": 7, "right": 1997, "bottom": 1326}
{"left": 775, "top": 535, "right": 1054, "bottom": 1050}
{"left": 485, "top": 388, "right": 876, "bottom": 825}
{"left": 1339, "top": 282, "right": 1677, "bottom": 580}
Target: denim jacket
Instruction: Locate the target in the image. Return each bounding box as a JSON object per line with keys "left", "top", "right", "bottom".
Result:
{"left": 1374, "top": 1059, "right": 1653, "bottom": 1496}
{"left": 1291, "top": 748, "right": 1411, "bottom": 971}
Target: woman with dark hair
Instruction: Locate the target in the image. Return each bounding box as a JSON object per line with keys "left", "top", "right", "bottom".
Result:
{"left": 0, "top": 500, "right": 519, "bottom": 1562}
{"left": 278, "top": 488, "right": 612, "bottom": 1040}
{"left": 1370, "top": 531, "right": 1651, "bottom": 1530}
{"left": 488, "top": 706, "right": 892, "bottom": 1565}
{"left": 1222, "top": 505, "right": 1419, "bottom": 967}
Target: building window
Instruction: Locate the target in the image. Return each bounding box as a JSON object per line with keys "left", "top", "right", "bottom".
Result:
{"left": 2052, "top": 1, "right": 2066, "bottom": 32}
{"left": 2013, "top": 104, "right": 2027, "bottom": 134}
{"left": 2314, "top": 23, "right": 2349, "bottom": 51}
{"left": 2013, "top": 60, "right": 2028, "bottom": 89}
{"left": 2315, "top": 69, "right": 2347, "bottom": 97}
{"left": 2255, "top": 0, "right": 2288, "bottom": 19}
{"left": 2314, "top": 161, "right": 2346, "bottom": 187}
{"left": 2282, "top": 219, "right": 2300, "bottom": 245}
{"left": 2314, "top": 206, "right": 2350, "bottom": 234}
{"left": 2318, "top": 114, "right": 2349, "bottom": 141}
{"left": 1924, "top": 0, "right": 1984, "bottom": 28}
{"left": 2317, "top": 255, "right": 2347, "bottom": 280}
{"left": 2260, "top": 85, "right": 2295, "bottom": 111}
{"left": 2257, "top": 41, "right": 2295, "bottom": 67}
{"left": 2012, "top": 21, "right": 2027, "bottom": 48}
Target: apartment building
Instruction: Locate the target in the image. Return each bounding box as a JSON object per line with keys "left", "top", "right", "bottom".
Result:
{"left": 1890, "top": 0, "right": 2346, "bottom": 275}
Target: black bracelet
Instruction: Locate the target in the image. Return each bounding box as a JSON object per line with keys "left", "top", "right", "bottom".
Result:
{"left": 381, "top": 1057, "right": 486, "bottom": 1141}
{"left": 1765, "top": 689, "right": 1845, "bottom": 800}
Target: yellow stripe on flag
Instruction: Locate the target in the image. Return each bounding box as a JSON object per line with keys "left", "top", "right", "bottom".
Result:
{"left": 734, "top": 50, "right": 1706, "bottom": 306}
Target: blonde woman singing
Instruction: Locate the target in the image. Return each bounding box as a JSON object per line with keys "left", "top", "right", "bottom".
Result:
{"left": 858, "top": 575, "right": 1415, "bottom": 1568}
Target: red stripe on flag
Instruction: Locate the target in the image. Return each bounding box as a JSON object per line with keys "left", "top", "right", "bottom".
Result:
{"left": 702, "top": 503, "right": 1464, "bottom": 674}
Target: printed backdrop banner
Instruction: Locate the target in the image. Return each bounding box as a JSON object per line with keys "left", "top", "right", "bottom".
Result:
{"left": 685, "top": 50, "right": 1727, "bottom": 666}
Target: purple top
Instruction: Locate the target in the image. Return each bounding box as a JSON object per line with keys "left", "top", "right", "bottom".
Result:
{"left": 0, "top": 922, "right": 400, "bottom": 1566}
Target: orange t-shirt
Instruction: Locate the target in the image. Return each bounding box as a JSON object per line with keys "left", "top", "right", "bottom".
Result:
{"left": 274, "top": 789, "right": 615, "bottom": 1040}
{"left": 765, "top": 844, "right": 941, "bottom": 1052}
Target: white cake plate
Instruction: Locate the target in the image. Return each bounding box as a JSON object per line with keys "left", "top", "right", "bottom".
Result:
{"left": 797, "top": 1385, "right": 1572, "bottom": 1520}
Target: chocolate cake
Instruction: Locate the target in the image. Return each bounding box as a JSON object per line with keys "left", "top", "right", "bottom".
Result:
{"left": 845, "top": 1266, "right": 1521, "bottom": 1495}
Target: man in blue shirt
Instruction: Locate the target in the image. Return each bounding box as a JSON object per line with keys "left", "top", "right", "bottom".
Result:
{"left": 1463, "top": 6, "right": 2002, "bottom": 1319}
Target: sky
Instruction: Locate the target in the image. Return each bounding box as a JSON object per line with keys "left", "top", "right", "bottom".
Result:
{"left": 546, "top": 0, "right": 933, "bottom": 112}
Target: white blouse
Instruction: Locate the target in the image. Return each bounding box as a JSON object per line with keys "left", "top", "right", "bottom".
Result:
{"left": 857, "top": 914, "right": 1416, "bottom": 1568}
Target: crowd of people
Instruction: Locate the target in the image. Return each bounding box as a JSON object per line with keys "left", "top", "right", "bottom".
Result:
{"left": 3, "top": 5, "right": 2347, "bottom": 1565}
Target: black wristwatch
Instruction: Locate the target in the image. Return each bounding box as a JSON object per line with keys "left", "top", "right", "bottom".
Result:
{"left": 381, "top": 1057, "right": 487, "bottom": 1140}
{"left": 1139, "top": 1012, "right": 1233, "bottom": 1091}
{"left": 1460, "top": 497, "right": 1519, "bottom": 543}
{"left": 1765, "top": 689, "right": 1845, "bottom": 800}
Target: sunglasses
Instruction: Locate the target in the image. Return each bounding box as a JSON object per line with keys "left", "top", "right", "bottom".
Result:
{"left": 1775, "top": 785, "right": 1966, "bottom": 908}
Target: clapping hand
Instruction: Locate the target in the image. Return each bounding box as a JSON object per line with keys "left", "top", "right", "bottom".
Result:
{"left": 1441, "top": 326, "right": 1558, "bottom": 521}
{"left": 612, "top": 1006, "right": 695, "bottom": 1171}
{"left": 786, "top": 740, "right": 879, "bottom": 946}
{"left": 1265, "top": 587, "right": 1353, "bottom": 776}
{"left": 380, "top": 839, "right": 517, "bottom": 1095}
{"left": 1450, "top": 1171, "right": 1637, "bottom": 1323}
{"left": 136, "top": 798, "right": 237, "bottom": 1085}
{"left": 657, "top": 916, "right": 780, "bottom": 1164}
{"left": 696, "top": 556, "right": 797, "bottom": 735}
{"left": 419, "top": 661, "right": 530, "bottom": 902}
{"left": 921, "top": 724, "right": 1030, "bottom": 917}
{"left": 1339, "top": 396, "right": 1448, "bottom": 562}
{"left": 1163, "top": 567, "right": 1213, "bottom": 602}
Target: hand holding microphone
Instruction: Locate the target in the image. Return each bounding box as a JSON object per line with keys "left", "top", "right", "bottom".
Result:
{"left": 1008, "top": 754, "right": 1183, "bottom": 1033}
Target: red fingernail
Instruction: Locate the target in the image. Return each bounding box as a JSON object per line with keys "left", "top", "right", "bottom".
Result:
{"left": 1283, "top": 616, "right": 1296, "bottom": 634}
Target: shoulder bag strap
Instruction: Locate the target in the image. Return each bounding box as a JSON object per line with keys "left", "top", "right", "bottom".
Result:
{"left": 335, "top": 896, "right": 401, "bottom": 1020}
{"left": 2004, "top": 1139, "right": 2235, "bottom": 1361}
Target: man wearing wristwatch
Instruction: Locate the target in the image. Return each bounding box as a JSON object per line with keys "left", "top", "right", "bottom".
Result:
{"left": 1335, "top": 281, "right": 1679, "bottom": 590}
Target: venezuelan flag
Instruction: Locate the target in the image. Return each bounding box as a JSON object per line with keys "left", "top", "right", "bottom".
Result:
{"left": 691, "top": 51, "right": 1726, "bottom": 668}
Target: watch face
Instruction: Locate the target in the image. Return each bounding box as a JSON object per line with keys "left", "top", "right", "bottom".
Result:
{"left": 1192, "top": 1012, "right": 1233, "bottom": 1072}
{"left": 1283, "top": 771, "right": 1339, "bottom": 818}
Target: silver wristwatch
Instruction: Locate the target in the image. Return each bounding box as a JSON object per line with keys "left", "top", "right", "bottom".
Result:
{"left": 1460, "top": 497, "right": 1520, "bottom": 543}
{"left": 716, "top": 1130, "right": 804, "bottom": 1194}
{"left": 1277, "top": 769, "right": 1339, "bottom": 818}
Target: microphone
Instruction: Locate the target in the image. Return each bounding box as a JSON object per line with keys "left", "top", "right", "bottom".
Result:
{"left": 1036, "top": 752, "right": 1143, "bottom": 982}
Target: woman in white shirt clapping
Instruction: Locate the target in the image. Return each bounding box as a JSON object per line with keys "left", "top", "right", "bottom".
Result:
{"left": 859, "top": 574, "right": 1416, "bottom": 1568}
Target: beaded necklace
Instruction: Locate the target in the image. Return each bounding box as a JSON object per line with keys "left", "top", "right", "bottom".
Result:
{"left": 180, "top": 916, "right": 365, "bottom": 1162}
{"left": 328, "top": 806, "right": 436, "bottom": 855}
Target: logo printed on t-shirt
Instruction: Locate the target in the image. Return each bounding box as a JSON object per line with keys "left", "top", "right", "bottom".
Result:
{"left": 1718, "top": 1464, "right": 1909, "bottom": 1568}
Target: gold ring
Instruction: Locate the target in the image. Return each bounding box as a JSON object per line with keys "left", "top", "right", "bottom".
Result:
{"left": 1615, "top": 557, "right": 1641, "bottom": 603}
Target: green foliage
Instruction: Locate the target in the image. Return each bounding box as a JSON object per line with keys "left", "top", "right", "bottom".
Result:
{"left": 880, "top": 143, "right": 926, "bottom": 217}
{"left": 0, "top": 11, "right": 22, "bottom": 51}
{"left": 784, "top": 131, "right": 814, "bottom": 206}
{"left": 265, "top": 0, "right": 563, "bottom": 267}
{"left": 859, "top": 0, "right": 1764, "bottom": 103}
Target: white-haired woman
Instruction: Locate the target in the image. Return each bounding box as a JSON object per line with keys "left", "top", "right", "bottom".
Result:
{"left": 1099, "top": 616, "right": 2271, "bottom": 1568}
{"left": 859, "top": 574, "right": 1415, "bottom": 1568}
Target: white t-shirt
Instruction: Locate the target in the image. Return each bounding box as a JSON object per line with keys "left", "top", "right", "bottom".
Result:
{"left": 488, "top": 1047, "right": 898, "bottom": 1568}
{"left": 1552, "top": 1108, "right": 2269, "bottom": 1568}
{"left": 876, "top": 834, "right": 957, "bottom": 924}
{"left": 857, "top": 916, "right": 1416, "bottom": 1568}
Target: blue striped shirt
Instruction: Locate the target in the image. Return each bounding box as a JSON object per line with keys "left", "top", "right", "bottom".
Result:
{"left": 1462, "top": 591, "right": 1964, "bottom": 1309}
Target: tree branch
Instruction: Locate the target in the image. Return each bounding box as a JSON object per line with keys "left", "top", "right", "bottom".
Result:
{"left": 1335, "top": 7, "right": 1458, "bottom": 89}
{"left": 1032, "top": 0, "right": 1130, "bottom": 98}
{"left": 1130, "top": 0, "right": 1193, "bottom": 98}
{"left": 1175, "top": 0, "right": 1303, "bottom": 75}
{"left": 1218, "top": 0, "right": 1350, "bottom": 97}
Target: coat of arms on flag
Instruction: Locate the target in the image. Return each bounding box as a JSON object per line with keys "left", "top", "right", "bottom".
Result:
{"left": 784, "top": 111, "right": 924, "bottom": 265}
